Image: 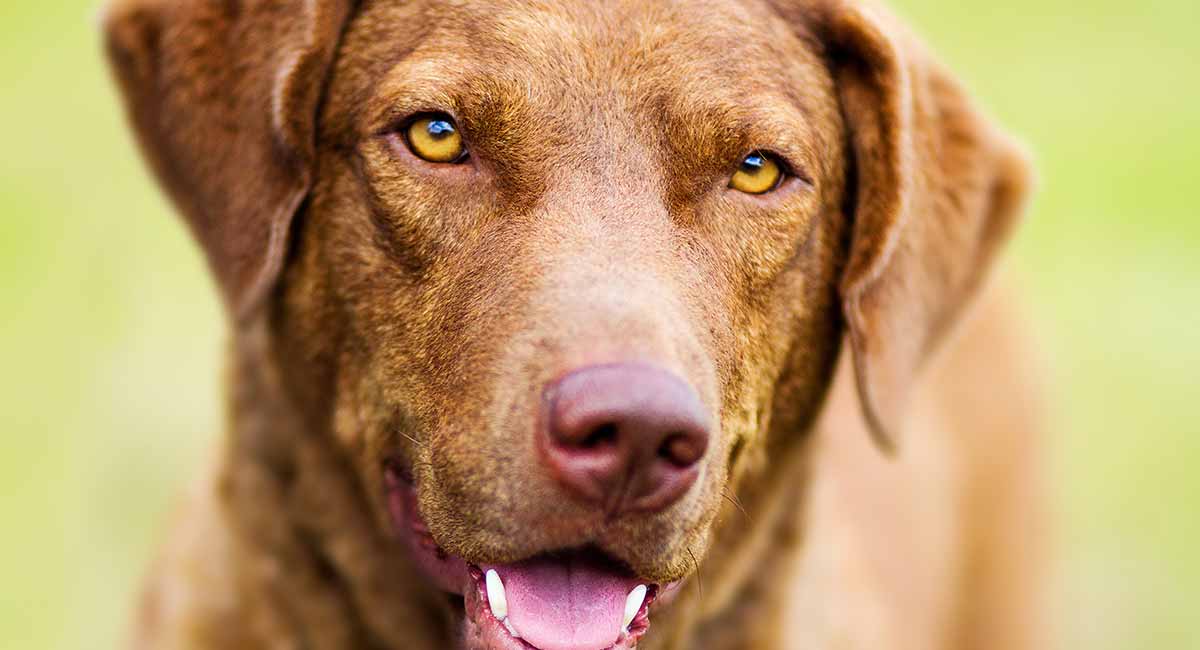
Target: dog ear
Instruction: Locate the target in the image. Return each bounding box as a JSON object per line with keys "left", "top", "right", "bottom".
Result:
{"left": 103, "top": 0, "right": 357, "bottom": 321}
{"left": 813, "top": 1, "right": 1034, "bottom": 452}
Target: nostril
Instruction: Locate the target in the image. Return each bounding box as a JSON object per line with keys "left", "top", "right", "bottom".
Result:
{"left": 579, "top": 422, "right": 619, "bottom": 449}
{"left": 659, "top": 432, "right": 706, "bottom": 468}
{"left": 541, "top": 363, "right": 710, "bottom": 512}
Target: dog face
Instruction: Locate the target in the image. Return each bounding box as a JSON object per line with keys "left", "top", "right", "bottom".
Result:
{"left": 316, "top": 0, "right": 846, "bottom": 566}
{"left": 105, "top": 0, "right": 1029, "bottom": 648}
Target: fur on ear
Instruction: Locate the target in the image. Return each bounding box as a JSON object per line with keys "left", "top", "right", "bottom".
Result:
{"left": 103, "top": 0, "right": 357, "bottom": 321}
{"left": 815, "top": 1, "right": 1034, "bottom": 452}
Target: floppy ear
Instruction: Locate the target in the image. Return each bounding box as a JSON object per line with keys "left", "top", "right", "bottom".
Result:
{"left": 815, "top": 1, "right": 1034, "bottom": 452}
{"left": 103, "top": 0, "right": 357, "bottom": 321}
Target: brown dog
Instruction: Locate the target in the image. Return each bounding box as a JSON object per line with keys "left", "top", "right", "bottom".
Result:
{"left": 104, "top": 0, "right": 1046, "bottom": 648}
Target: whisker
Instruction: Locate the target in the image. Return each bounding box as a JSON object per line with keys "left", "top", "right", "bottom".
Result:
{"left": 398, "top": 431, "right": 423, "bottom": 449}
{"left": 721, "top": 488, "right": 752, "bottom": 523}
{"left": 687, "top": 546, "right": 703, "bottom": 604}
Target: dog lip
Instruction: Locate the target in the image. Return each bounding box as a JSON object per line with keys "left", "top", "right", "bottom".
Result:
{"left": 385, "top": 467, "right": 663, "bottom": 649}
{"left": 386, "top": 463, "right": 473, "bottom": 594}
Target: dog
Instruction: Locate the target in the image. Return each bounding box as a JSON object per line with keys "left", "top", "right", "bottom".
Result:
{"left": 104, "top": 0, "right": 1046, "bottom": 648}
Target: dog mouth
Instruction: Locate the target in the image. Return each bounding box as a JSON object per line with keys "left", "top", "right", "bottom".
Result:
{"left": 463, "top": 557, "right": 657, "bottom": 650}
{"left": 385, "top": 464, "right": 665, "bottom": 650}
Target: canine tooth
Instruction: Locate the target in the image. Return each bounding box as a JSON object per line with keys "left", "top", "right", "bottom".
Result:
{"left": 622, "top": 584, "right": 647, "bottom": 630}
{"left": 485, "top": 569, "right": 508, "bottom": 620}
{"left": 503, "top": 618, "right": 521, "bottom": 638}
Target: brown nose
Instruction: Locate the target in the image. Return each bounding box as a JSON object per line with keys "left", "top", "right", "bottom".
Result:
{"left": 540, "top": 363, "right": 710, "bottom": 514}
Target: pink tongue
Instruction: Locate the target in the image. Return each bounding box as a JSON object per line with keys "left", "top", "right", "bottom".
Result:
{"left": 485, "top": 554, "right": 640, "bottom": 650}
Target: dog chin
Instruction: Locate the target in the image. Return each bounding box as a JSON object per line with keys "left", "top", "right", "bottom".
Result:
{"left": 385, "top": 464, "right": 678, "bottom": 650}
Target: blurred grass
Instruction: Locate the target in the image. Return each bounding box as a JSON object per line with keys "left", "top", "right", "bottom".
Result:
{"left": 0, "top": 1, "right": 1197, "bottom": 648}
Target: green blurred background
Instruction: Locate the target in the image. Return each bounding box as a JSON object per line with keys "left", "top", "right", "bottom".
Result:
{"left": 1, "top": 1, "right": 1196, "bottom": 648}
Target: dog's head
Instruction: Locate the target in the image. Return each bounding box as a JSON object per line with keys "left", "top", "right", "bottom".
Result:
{"left": 106, "top": 0, "right": 1029, "bottom": 647}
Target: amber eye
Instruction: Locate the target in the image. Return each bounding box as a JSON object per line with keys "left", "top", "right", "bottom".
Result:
{"left": 405, "top": 114, "right": 467, "bottom": 163}
{"left": 729, "top": 151, "right": 784, "bottom": 194}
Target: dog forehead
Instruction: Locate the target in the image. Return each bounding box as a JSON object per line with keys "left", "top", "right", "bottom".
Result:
{"left": 332, "top": 0, "right": 825, "bottom": 122}
{"left": 437, "top": 0, "right": 812, "bottom": 84}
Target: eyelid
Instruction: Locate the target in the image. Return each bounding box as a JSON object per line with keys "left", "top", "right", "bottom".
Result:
{"left": 743, "top": 149, "right": 786, "bottom": 171}
{"left": 398, "top": 111, "right": 460, "bottom": 136}
{"left": 370, "top": 101, "right": 465, "bottom": 138}
{"left": 735, "top": 132, "right": 816, "bottom": 185}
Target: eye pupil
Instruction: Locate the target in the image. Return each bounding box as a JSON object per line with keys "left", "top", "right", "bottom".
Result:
{"left": 741, "top": 154, "right": 765, "bottom": 172}
{"left": 427, "top": 120, "right": 455, "bottom": 139}
{"left": 730, "top": 150, "right": 784, "bottom": 194}
{"left": 403, "top": 114, "right": 467, "bottom": 164}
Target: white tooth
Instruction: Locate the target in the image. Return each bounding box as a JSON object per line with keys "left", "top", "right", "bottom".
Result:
{"left": 485, "top": 569, "right": 508, "bottom": 620}
{"left": 503, "top": 618, "right": 521, "bottom": 638}
{"left": 622, "top": 584, "right": 647, "bottom": 630}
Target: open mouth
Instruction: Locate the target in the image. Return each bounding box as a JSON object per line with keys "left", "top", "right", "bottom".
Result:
{"left": 385, "top": 465, "right": 661, "bottom": 650}
{"left": 464, "top": 556, "right": 657, "bottom": 650}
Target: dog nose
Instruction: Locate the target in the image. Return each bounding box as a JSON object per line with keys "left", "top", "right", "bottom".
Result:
{"left": 540, "top": 363, "right": 710, "bottom": 513}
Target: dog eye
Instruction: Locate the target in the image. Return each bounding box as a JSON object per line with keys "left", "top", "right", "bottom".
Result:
{"left": 405, "top": 114, "right": 467, "bottom": 164}
{"left": 729, "top": 151, "right": 784, "bottom": 194}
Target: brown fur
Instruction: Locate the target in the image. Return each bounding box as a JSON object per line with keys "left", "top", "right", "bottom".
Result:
{"left": 104, "top": 0, "right": 1045, "bottom": 648}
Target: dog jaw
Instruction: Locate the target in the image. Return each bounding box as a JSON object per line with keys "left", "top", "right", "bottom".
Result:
{"left": 385, "top": 463, "right": 672, "bottom": 650}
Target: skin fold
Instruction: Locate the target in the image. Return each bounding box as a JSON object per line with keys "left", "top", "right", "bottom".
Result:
{"left": 103, "top": 0, "right": 1047, "bottom": 648}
